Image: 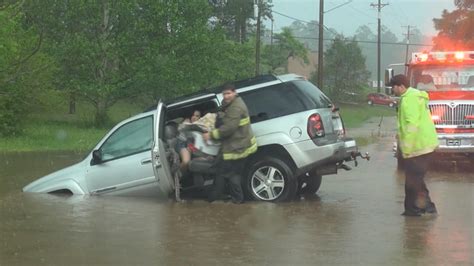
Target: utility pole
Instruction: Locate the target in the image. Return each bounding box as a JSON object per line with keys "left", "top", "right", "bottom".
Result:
{"left": 370, "top": 0, "right": 388, "bottom": 93}
{"left": 317, "top": 0, "right": 351, "bottom": 90}
{"left": 270, "top": 17, "right": 274, "bottom": 71}
{"left": 255, "top": 0, "right": 261, "bottom": 76}
{"left": 403, "top": 25, "right": 415, "bottom": 74}
{"left": 317, "top": 0, "right": 324, "bottom": 90}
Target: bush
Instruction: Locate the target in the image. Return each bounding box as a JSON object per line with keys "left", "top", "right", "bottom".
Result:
{"left": 0, "top": 93, "right": 27, "bottom": 137}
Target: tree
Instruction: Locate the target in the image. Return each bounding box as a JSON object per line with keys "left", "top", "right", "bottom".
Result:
{"left": 433, "top": 0, "right": 474, "bottom": 49}
{"left": 261, "top": 27, "right": 308, "bottom": 73}
{"left": 209, "top": 0, "right": 272, "bottom": 43}
{"left": 353, "top": 24, "right": 404, "bottom": 81}
{"left": 354, "top": 25, "right": 376, "bottom": 42}
{"left": 287, "top": 20, "right": 338, "bottom": 51}
{"left": 22, "top": 0, "right": 255, "bottom": 126}
{"left": 0, "top": 3, "right": 54, "bottom": 136}
{"left": 21, "top": 1, "right": 148, "bottom": 125}
{"left": 319, "top": 36, "right": 370, "bottom": 101}
{"left": 131, "top": 0, "right": 255, "bottom": 100}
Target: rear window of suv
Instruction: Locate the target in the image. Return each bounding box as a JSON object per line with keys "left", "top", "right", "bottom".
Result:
{"left": 289, "top": 80, "right": 332, "bottom": 109}
{"left": 240, "top": 83, "right": 307, "bottom": 123}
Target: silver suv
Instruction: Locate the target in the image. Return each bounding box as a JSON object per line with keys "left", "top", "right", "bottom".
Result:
{"left": 23, "top": 74, "right": 363, "bottom": 201}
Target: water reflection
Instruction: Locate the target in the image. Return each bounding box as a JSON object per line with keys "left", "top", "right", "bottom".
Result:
{"left": 1, "top": 144, "right": 473, "bottom": 265}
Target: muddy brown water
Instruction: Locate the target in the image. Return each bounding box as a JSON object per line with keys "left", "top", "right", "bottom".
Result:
{"left": 1, "top": 138, "right": 473, "bottom": 265}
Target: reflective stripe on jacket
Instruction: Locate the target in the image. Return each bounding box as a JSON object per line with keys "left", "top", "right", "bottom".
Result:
{"left": 397, "top": 87, "right": 438, "bottom": 158}
{"left": 211, "top": 95, "right": 257, "bottom": 160}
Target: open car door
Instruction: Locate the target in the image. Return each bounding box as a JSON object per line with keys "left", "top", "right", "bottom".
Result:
{"left": 152, "top": 100, "right": 175, "bottom": 197}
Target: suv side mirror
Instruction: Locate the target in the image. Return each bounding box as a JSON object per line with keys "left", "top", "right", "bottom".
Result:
{"left": 91, "top": 149, "right": 103, "bottom": 165}
{"left": 328, "top": 104, "right": 340, "bottom": 112}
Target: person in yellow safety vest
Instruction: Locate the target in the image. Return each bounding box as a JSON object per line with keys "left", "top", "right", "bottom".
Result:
{"left": 389, "top": 74, "right": 438, "bottom": 216}
{"left": 203, "top": 83, "right": 257, "bottom": 203}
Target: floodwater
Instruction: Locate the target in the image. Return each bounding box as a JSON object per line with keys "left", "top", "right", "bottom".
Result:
{"left": 1, "top": 138, "right": 473, "bottom": 265}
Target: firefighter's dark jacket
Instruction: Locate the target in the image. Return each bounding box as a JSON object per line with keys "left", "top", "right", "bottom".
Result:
{"left": 211, "top": 95, "right": 257, "bottom": 160}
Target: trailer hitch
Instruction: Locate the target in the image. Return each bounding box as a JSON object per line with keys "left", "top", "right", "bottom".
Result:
{"left": 338, "top": 151, "right": 370, "bottom": 171}
{"left": 351, "top": 151, "right": 370, "bottom": 167}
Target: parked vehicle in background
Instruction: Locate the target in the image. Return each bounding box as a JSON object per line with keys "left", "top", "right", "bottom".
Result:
{"left": 386, "top": 51, "right": 474, "bottom": 168}
{"left": 23, "top": 74, "right": 369, "bottom": 201}
{"left": 367, "top": 93, "right": 398, "bottom": 108}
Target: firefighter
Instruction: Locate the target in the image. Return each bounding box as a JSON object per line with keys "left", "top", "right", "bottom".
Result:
{"left": 203, "top": 83, "right": 257, "bottom": 204}
{"left": 390, "top": 74, "right": 438, "bottom": 216}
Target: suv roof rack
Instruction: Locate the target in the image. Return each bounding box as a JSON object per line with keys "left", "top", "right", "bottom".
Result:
{"left": 210, "top": 74, "right": 278, "bottom": 92}
{"left": 144, "top": 74, "right": 279, "bottom": 112}
{"left": 171, "top": 74, "right": 278, "bottom": 100}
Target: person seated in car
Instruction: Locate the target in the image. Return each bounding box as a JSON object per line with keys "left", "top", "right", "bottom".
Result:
{"left": 416, "top": 74, "right": 436, "bottom": 91}
{"left": 182, "top": 110, "right": 202, "bottom": 125}
{"left": 176, "top": 110, "right": 202, "bottom": 173}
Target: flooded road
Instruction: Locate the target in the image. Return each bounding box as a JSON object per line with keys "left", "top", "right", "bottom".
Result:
{"left": 1, "top": 136, "right": 474, "bottom": 265}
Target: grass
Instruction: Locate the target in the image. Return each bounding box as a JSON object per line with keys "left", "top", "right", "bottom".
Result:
{"left": 338, "top": 103, "right": 396, "bottom": 128}
{"left": 0, "top": 121, "right": 107, "bottom": 152}
{"left": 1, "top": 91, "right": 147, "bottom": 152}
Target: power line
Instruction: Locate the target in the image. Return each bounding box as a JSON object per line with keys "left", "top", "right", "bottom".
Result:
{"left": 272, "top": 10, "right": 339, "bottom": 36}
{"left": 325, "top": 0, "right": 353, "bottom": 14}
{"left": 292, "top": 35, "right": 433, "bottom": 47}
{"left": 348, "top": 5, "right": 376, "bottom": 20}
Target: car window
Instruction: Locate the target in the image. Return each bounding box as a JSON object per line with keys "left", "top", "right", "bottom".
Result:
{"left": 290, "top": 80, "right": 332, "bottom": 109}
{"left": 240, "top": 83, "right": 307, "bottom": 123}
{"left": 101, "top": 116, "right": 153, "bottom": 161}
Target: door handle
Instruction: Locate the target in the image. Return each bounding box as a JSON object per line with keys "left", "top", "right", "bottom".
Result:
{"left": 141, "top": 158, "right": 152, "bottom": 165}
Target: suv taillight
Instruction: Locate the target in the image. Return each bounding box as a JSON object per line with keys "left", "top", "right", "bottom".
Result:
{"left": 308, "top": 113, "right": 325, "bottom": 138}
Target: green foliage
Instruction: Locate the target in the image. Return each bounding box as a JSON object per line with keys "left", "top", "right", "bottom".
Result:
{"left": 22, "top": 0, "right": 153, "bottom": 126}
{"left": 209, "top": 0, "right": 272, "bottom": 43}
{"left": 133, "top": 1, "right": 255, "bottom": 100}
{"left": 261, "top": 27, "right": 308, "bottom": 72}
{"left": 286, "top": 20, "right": 338, "bottom": 51}
{"left": 18, "top": 0, "right": 256, "bottom": 126}
{"left": 317, "top": 36, "right": 370, "bottom": 101}
{"left": 433, "top": 2, "right": 474, "bottom": 50}
{"left": 353, "top": 25, "right": 411, "bottom": 80}
{"left": 0, "top": 5, "right": 55, "bottom": 136}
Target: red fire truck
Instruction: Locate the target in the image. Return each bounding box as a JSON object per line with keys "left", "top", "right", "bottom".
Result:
{"left": 386, "top": 51, "right": 474, "bottom": 167}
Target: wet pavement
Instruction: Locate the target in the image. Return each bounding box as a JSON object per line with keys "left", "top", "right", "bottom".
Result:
{"left": 1, "top": 124, "right": 474, "bottom": 265}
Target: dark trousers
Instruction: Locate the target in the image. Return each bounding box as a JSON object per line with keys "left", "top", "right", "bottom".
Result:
{"left": 208, "top": 157, "right": 244, "bottom": 203}
{"left": 404, "top": 153, "right": 435, "bottom": 212}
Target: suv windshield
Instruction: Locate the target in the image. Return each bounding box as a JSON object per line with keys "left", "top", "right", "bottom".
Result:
{"left": 290, "top": 80, "right": 332, "bottom": 109}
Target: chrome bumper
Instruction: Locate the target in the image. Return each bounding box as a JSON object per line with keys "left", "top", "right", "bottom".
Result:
{"left": 436, "top": 133, "right": 474, "bottom": 153}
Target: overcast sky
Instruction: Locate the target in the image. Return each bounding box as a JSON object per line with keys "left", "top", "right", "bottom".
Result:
{"left": 266, "top": 0, "right": 456, "bottom": 43}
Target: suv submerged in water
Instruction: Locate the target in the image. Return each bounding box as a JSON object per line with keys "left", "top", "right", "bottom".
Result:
{"left": 23, "top": 74, "right": 365, "bottom": 201}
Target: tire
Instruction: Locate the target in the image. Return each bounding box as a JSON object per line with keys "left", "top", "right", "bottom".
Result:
{"left": 298, "top": 172, "right": 322, "bottom": 196}
{"left": 368, "top": 100, "right": 373, "bottom": 105}
{"left": 245, "top": 157, "right": 297, "bottom": 202}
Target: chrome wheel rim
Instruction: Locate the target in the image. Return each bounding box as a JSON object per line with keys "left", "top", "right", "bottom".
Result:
{"left": 251, "top": 166, "right": 285, "bottom": 200}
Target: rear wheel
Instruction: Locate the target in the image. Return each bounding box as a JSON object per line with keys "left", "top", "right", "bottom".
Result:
{"left": 298, "top": 172, "right": 322, "bottom": 196}
{"left": 245, "top": 157, "right": 297, "bottom": 202}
